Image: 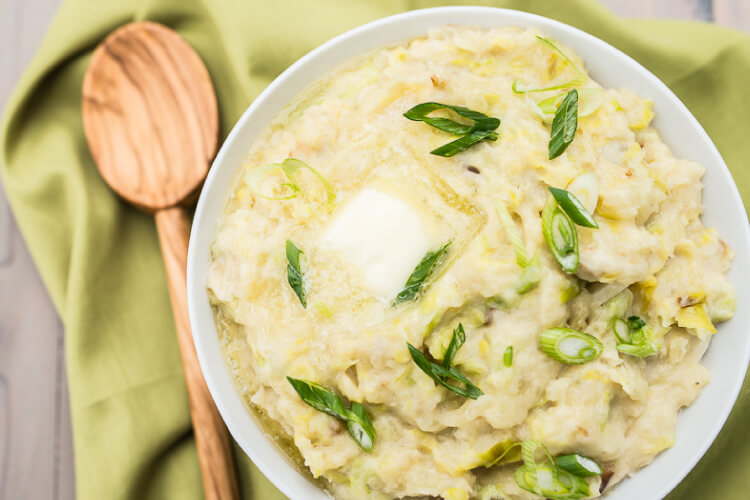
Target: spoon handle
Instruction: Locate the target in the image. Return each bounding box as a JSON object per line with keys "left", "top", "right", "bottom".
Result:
{"left": 155, "top": 206, "right": 240, "bottom": 500}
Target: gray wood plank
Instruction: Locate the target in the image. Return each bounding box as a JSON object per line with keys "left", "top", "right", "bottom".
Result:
{"left": 0, "top": 215, "right": 73, "bottom": 500}
{"left": 713, "top": 0, "right": 750, "bottom": 33}
{"left": 601, "top": 0, "right": 713, "bottom": 21}
{"left": 0, "top": 0, "right": 72, "bottom": 498}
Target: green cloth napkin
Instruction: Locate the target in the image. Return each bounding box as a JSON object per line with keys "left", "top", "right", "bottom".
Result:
{"left": 2, "top": 0, "right": 749, "bottom": 498}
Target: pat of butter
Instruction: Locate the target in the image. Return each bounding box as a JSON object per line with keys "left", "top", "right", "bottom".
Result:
{"left": 320, "top": 188, "right": 434, "bottom": 299}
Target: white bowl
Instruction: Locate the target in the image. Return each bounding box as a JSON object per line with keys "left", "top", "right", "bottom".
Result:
{"left": 187, "top": 7, "right": 750, "bottom": 500}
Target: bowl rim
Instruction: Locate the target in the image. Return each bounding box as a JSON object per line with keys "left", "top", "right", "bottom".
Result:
{"left": 187, "top": 6, "right": 750, "bottom": 500}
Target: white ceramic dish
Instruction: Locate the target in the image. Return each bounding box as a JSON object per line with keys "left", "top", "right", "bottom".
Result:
{"left": 187, "top": 7, "right": 750, "bottom": 500}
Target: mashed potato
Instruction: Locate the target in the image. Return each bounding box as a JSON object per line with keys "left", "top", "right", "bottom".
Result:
{"left": 206, "top": 26, "right": 736, "bottom": 499}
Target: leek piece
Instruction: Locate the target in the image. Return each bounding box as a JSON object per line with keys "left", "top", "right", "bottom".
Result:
{"left": 246, "top": 158, "right": 335, "bottom": 204}
{"left": 495, "top": 199, "right": 527, "bottom": 267}
{"left": 517, "top": 254, "right": 542, "bottom": 294}
{"left": 512, "top": 36, "right": 587, "bottom": 94}
{"left": 537, "top": 88, "right": 604, "bottom": 122}
{"left": 676, "top": 303, "right": 717, "bottom": 333}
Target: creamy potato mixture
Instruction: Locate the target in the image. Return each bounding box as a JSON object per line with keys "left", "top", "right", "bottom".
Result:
{"left": 207, "top": 26, "right": 736, "bottom": 500}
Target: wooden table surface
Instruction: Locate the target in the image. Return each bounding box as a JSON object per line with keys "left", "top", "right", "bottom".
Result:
{"left": 0, "top": 0, "right": 748, "bottom": 499}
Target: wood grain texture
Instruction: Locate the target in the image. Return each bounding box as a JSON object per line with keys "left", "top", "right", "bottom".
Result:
{"left": 82, "top": 22, "right": 218, "bottom": 211}
{"left": 155, "top": 207, "right": 240, "bottom": 500}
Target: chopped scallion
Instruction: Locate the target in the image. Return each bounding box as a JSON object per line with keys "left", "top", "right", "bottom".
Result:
{"left": 285, "top": 240, "right": 306, "bottom": 308}
{"left": 539, "top": 327, "right": 602, "bottom": 364}
{"left": 548, "top": 186, "right": 598, "bottom": 228}
{"left": 407, "top": 325, "right": 483, "bottom": 399}
{"left": 286, "top": 377, "right": 376, "bottom": 452}
{"left": 503, "top": 346, "right": 514, "bottom": 367}
{"left": 549, "top": 89, "right": 579, "bottom": 159}
{"left": 403, "top": 102, "right": 500, "bottom": 157}
{"left": 611, "top": 314, "right": 658, "bottom": 358}
{"left": 393, "top": 241, "right": 451, "bottom": 306}
{"left": 556, "top": 454, "right": 603, "bottom": 477}
{"left": 542, "top": 197, "right": 579, "bottom": 273}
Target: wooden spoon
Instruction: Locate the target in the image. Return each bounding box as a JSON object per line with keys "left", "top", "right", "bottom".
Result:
{"left": 81, "top": 22, "right": 239, "bottom": 500}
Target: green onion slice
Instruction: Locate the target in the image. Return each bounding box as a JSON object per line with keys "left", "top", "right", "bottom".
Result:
{"left": 430, "top": 129, "right": 498, "bottom": 157}
{"left": 542, "top": 197, "right": 579, "bottom": 273}
{"left": 407, "top": 343, "right": 483, "bottom": 399}
{"left": 556, "top": 454, "right": 603, "bottom": 477}
{"left": 345, "top": 402, "right": 376, "bottom": 452}
{"left": 514, "top": 441, "right": 590, "bottom": 499}
{"left": 443, "top": 324, "right": 466, "bottom": 368}
{"left": 627, "top": 315, "right": 646, "bottom": 330}
{"left": 286, "top": 377, "right": 346, "bottom": 418}
{"left": 548, "top": 186, "right": 598, "bottom": 228}
{"left": 393, "top": 241, "right": 451, "bottom": 306}
{"left": 287, "top": 377, "right": 376, "bottom": 452}
{"left": 612, "top": 317, "right": 631, "bottom": 343}
{"left": 616, "top": 342, "right": 658, "bottom": 358}
{"left": 549, "top": 89, "right": 579, "bottom": 160}
{"left": 403, "top": 102, "right": 500, "bottom": 157}
{"left": 517, "top": 254, "right": 542, "bottom": 295}
{"left": 539, "top": 327, "right": 602, "bottom": 364}
{"left": 503, "top": 346, "right": 514, "bottom": 367}
{"left": 612, "top": 315, "right": 658, "bottom": 358}
{"left": 285, "top": 239, "right": 306, "bottom": 308}
{"left": 403, "top": 102, "right": 500, "bottom": 134}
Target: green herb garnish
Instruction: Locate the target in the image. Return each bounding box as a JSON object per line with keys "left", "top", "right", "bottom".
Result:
{"left": 542, "top": 197, "right": 579, "bottom": 273}
{"left": 549, "top": 89, "right": 579, "bottom": 159}
{"left": 393, "top": 241, "right": 451, "bottom": 306}
{"left": 286, "top": 239, "right": 306, "bottom": 307}
{"left": 547, "top": 186, "right": 598, "bottom": 228}
{"left": 286, "top": 377, "right": 376, "bottom": 451}
{"left": 407, "top": 324, "right": 483, "bottom": 399}
{"left": 539, "top": 327, "right": 602, "bottom": 364}
{"left": 503, "top": 346, "right": 514, "bottom": 367}
{"left": 403, "top": 102, "right": 500, "bottom": 157}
